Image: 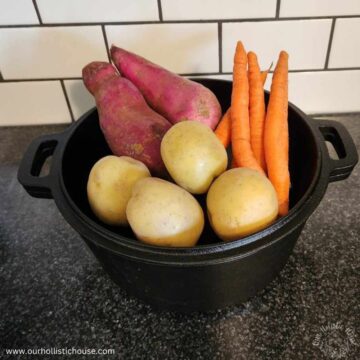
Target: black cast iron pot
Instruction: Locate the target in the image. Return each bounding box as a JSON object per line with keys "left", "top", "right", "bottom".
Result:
{"left": 18, "top": 79, "right": 358, "bottom": 312}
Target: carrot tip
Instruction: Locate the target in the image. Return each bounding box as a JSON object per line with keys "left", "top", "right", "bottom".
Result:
{"left": 278, "top": 202, "right": 289, "bottom": 216}
{"left": 279, "top": 50, "right": 289, "bottom": 59}
{"left": 234, "top": 41, "right": 246, "bottom": 63}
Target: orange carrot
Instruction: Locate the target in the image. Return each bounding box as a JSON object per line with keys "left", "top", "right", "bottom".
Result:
{"left": 220, "top": 63, "right": 270, "bottom": 151}
{"left": 215, "top": 108, "right": 231, "bottom": 147}
{"left": 248, "top": 51, "right": 267, "bottom": 172}
{"left": 231, "top": 42, "right": 264, "bottom": 174}
{"left": 264, "top": 51, "right": 290, "bottom": 216}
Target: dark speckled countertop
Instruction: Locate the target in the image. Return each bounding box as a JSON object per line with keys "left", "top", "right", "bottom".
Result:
{"left": 0, "top": 116, "right": 359, "bottom": 359}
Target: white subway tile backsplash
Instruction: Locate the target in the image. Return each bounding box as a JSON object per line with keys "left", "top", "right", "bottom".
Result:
{"left": 0, "top": 27, "right": 108, "bottom": 79}
{"left": 36, "top": 0, "right": 159, "bottom": 23}
{"left": 106, "top": 23, "right": 219, "bottom": 74}
{"left": 0, "top": 82, "right": 71, "bottom": 126}
{"left": 0, "top": 0, "right": 39, "bottom": 25}
{"left": 280, "top": 0, "right": 360, "bottom": 18}
{"left": 264, "top": 70, "right": 360, "bottom": 113}
{"left": 161, "top": 0, "right": 276, "bottom": 20}
{"left": 329, "top": 18, "right": 360, "bottom": 68}
{"left": 64, "top": 80, "right": 95, "bottom": 120}
{"left": 222, "top": 20, "right": 332, "bottom": 72}
{"left": 0, "top": 0, "right": 359, "bottom": 126}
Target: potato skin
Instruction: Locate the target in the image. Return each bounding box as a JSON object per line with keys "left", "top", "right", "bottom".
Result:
{"left": 87, "top": 155, "right": 150, "bottom": 226}
{"left": 161, "top": 121, "right": 227, "bottom": 194}
{"left": 207, "top": 168, "right": 278, "bottom": 241}
{"left": 126, "top": 178, "right": 204, "bottom": 247}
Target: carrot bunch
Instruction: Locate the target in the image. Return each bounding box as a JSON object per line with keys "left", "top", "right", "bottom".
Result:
{"left": 214, "top": 41, "right": 290, "bottom": 216}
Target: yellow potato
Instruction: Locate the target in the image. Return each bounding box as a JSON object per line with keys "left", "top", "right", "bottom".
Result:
{"left": 207, "top": 168, "right": 278, "bottom": 241}
{"left": 161, "top": 121, "right": 227, "bottom": 194}
{"left": 126, "top": 178, "right": 204, "bottom": 247}
{"left": 87, "top": 155, "right": 150, "bottom": 226}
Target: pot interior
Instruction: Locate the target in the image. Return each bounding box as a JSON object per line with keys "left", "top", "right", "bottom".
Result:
{"left": 61, "top": 79, "right": 319, "bottom": 246}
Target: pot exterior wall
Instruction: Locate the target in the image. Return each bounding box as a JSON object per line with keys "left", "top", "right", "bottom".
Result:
{"left": 83, "top": 224, "right": 304, "bottom": 312}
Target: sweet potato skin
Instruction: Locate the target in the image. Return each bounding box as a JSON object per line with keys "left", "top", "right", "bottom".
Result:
{"left": 82, "top": 61, "right": 119, "bottom": 95}
{"left": 110, "top": 46, "right": 222, "bottom": 130}
{"left": 82, "top": 62, "right": 171, "bottom": 176}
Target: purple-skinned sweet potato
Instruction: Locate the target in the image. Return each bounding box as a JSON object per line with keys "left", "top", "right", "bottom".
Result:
{"left": 82, "top": 61, "right": 171, "bottom": 176}
{"left": 110, "top": 46, "right": 222, "bottom": 130}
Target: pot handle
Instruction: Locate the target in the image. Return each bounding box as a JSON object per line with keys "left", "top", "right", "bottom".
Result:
{"left": 318, "top": 120, "right": 358, "bottom": 182}
{"left": 17, "top": 133, "right": 62, "bottom": 199}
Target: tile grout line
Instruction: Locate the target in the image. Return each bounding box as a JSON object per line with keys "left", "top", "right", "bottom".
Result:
{"left": 32, "top": 0, "right": 43, "bottom": 25}
{"left": 218, "top": 22, "right": 222, "bottom": 73}
{"left": 101, "top": 25, "right": 111, "bottom": 62}
{"left": 157, "top": 0, "right": 163, "bottom": 21}
{"left": 1, "top": 77, "right": 83, "bottom": 82}
{"left": 0, "top": 15, "right": 359, "bottom": 28}
{"left": 324, "top": 18, "right": 336, "bottom": 69}
{"left": 2, "top": 67, "right": 360, "bottom": 84}
{"left": 276, "top": 0, "right": 281, "bottom": 18}
{"left": 60, "top": 80, "right": 75, "bottom": 122}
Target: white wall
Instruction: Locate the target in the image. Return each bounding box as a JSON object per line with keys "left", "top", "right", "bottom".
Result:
{"left": 0, "top": 0, "right": 360, "bottom": 125}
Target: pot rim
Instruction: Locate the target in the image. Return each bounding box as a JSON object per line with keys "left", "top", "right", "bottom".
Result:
{"left": 51, "top": 80, "right": 330, "bottom": 265}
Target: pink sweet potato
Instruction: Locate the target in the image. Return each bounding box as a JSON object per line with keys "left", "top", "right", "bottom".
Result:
{"left": 82, "top": 61, "right": 171, "bottom": 176}
{"left": 110, "top": 46, "right": 222, "bottom": 130}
